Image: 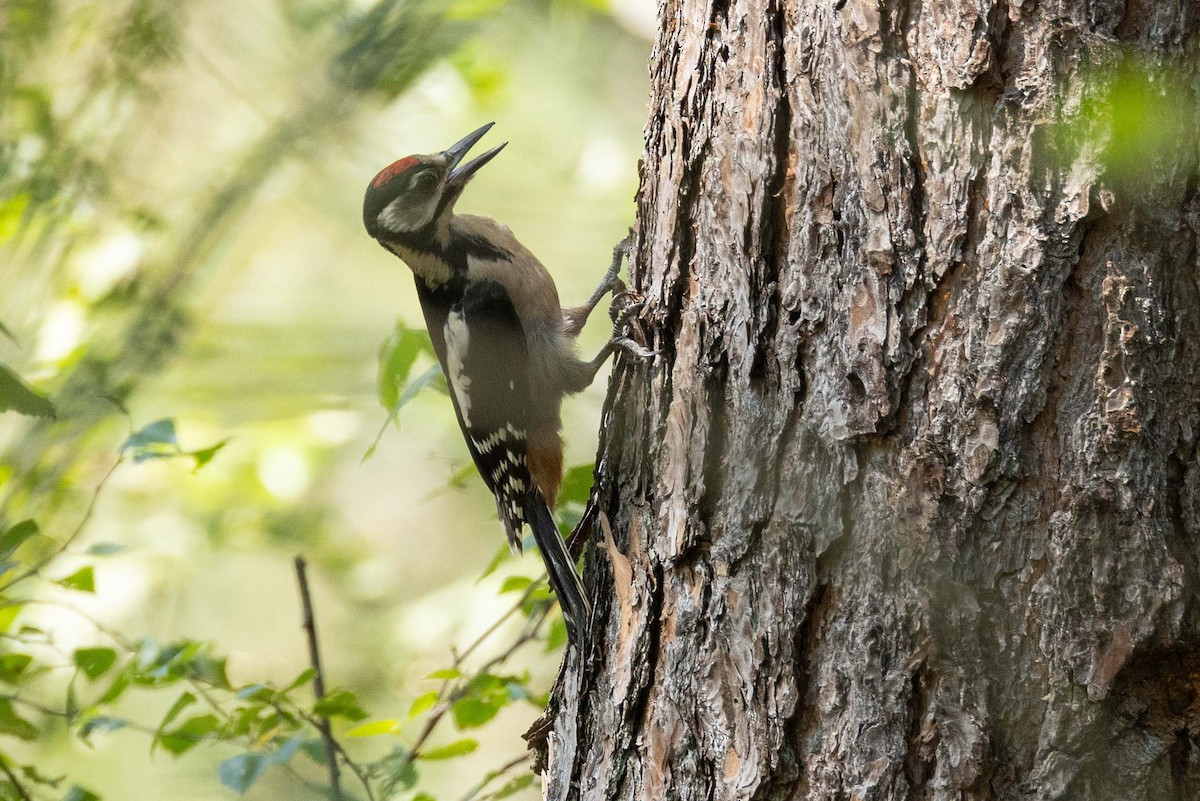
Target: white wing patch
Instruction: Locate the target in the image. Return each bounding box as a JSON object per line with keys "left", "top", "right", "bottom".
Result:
{"left": 444, "top": 310, "right": 473, "bottom": 427}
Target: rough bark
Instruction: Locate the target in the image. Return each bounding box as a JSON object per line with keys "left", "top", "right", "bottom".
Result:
{"left": 542, "top": 1, "right": 1200, "bottom": 799}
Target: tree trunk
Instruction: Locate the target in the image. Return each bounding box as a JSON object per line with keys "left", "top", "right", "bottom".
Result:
{"left": 539, "top": 1, "right": 1200, "bottom": 799}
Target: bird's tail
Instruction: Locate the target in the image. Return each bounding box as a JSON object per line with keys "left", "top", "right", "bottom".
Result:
{"left": 527, "top": 493, "right": 590, "bottom": 644}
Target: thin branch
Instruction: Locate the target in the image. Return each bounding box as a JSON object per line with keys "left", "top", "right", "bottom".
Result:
{"left": 293, "top": 709, "right": 377, "bottom": 801}
{"left": 457, "top": 753, "right": 531, "bottom": 801}
{"left": 294, "top": 555, "right": 342, "bottom": 801}
{"left": 384, "top": 582, "right": 555, "bottom": 783}
{"left": 0, "top": 756, "right": 34, "bottom": 801}
{"left": 0, "top": 456, "right": 122, "bottom": 593}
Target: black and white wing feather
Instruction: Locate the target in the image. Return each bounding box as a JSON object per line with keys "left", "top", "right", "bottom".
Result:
{"left": 442, "top": 279, "right": 534, "bottom": 550}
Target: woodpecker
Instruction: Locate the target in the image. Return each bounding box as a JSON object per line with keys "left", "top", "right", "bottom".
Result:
{"left": 363, "top": 123, "right": 645, "bottom": 644}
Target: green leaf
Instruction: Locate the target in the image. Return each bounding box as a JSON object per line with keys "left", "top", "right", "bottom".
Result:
{"left": 188, "top": 653, "right": 230, "bottom": 688}
{"left": 86, "top": 542, "right": 127, "bottom": 556}
{"left": 121, "top": 418, "right": 179, "bottom": 462}
{"left": 0, "top": 698, "right": 38, "bottom": 739}
{"left": 424, "top": 668, "right": 461, "bottom": 681}
{"left": 58, "top": 566, "right": 95, "bottom": 593}
{"left": 282, "top": 667, "right": 316, "bottom": 692}
{"left": 234, "top": 682, "right": 271, "bottom": 702}
{"left": 407, "top": 690, "right": 439, "bottom": 719}
{"left": 0, "top": 319, "right": 14, "bottom": 343}
{"left": 544, "top": 617, "right": 569, "bottom": 652}
{"left": 451, "top": 697, "right": 503, "bottom": 729}
{"left": 493, "top": 774, "right": 536, "bottom": 799}
{"left": 98, "top": 672, "right": 131, "bottom": 704}
{"left": 218, "top": 752, "right": 271, "bottom": 794}
{"left": 74, "top": 647, "right": 117, "bottom": 680}
{"left": 377, "top": 327, "right": 430, "bottom": 412}
{"left": 0, "top": 653, "right": 33, "bottom": 684}
{"left": 419, "top": 738, "right": 477, "bottom": 760}
{"left": 274, "top": 734, "right": 305, "bottom": 764}
{"left": 0, "top": 364, "right": 56, "bottom": 418}
{"left": 397, "top": 363, "right": 445, "bottom": 410}
{"left": 63, "top": 787, "right": 100, "bottom": 801}
{"left": 377, "top": 746, "right": 419, "bottom": 794}
{"left": 313, "top": 689, "right": 367, "bottom": 721}
{"left": 188, "top": 439, "right": 229, "bottom": 471}
{"left": 346, "top": 719, "right": 398, "bottom": 737}
{"left": 0, "top": 603, "right": 24, "bottom": 634}
{"left": 559, "top": 463, "right": 595, "bottom": 507}
{"left": 0, "top": 520, "right": 39, "bottom": 559}
{"left": 499, "top": 575, "right": 532, "bottom": 594}
{"left": 158, "top": 714, "right": 220, "bottom": 755}
{"left": 478, "top": 543, "right": 512, "bottom": 581}
{"left": 153, "top": 691, "right": 196, "bottom": 753}
{"left": 78, "top": 714, "right": 128, "bottom": 742}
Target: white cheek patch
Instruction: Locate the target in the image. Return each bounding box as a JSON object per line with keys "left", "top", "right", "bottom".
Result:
{"left": 444, "top": 311, "right": 473, "bottom": 427}
{"left": 379, "top": 194, "right": 436, "bottom": 233}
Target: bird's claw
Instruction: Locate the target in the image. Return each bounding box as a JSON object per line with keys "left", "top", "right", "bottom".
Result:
{"left": 608, "top": 287, "right": 655, "bottom": 359}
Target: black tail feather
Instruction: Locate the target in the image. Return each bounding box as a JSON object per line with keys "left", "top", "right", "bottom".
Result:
{"left": 527, "top": 493, "right": 590, "bottom": 644}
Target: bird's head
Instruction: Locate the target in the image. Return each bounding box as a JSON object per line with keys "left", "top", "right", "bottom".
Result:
{"left": 363, "top": 122, "right": 506, "bottom": 242}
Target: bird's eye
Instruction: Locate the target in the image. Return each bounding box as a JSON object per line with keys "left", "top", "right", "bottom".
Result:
{"left": 412, "top": 171, "right": 438, "bottom": 191}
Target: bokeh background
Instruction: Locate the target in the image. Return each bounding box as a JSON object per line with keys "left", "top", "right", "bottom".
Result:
{"left": 0, "top": 0, "right": 652, "bottom": 798}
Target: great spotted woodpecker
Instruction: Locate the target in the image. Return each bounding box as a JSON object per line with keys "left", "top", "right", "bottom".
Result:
{"left": 362, "top": 123, "right": 646, "bottom": 644}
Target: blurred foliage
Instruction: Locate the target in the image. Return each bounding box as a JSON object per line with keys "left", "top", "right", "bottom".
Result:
{"left": 0, "top": 0, "right": 646, "bottom": 798}
{"left": 1055, "top": 46, "right": 1200, "bottom": 198}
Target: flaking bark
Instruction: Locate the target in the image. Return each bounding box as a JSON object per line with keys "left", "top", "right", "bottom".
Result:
{"left": 543, "top": 1, "right": 1200, "bottom": 799}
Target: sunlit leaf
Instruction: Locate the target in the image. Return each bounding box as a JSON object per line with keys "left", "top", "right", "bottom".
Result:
{"left": 499, "top": 575, "right": 532, "bottom": 594}
{"left": 419, "top": 738, "right": 477, "bottom": 760}
{"left": 189, "top": 439, "right": 229, "bottom": 471}
{"left": 407, "top": 690, "right": 439, "bottom": 719}
{"left": 346, "top": 719, "right": 398, "bottom": 737}
{"left": 424, "top": 668, "right": 461, "bottom": 681}
{"left": 0, "top": 604, "right": 23, "bottom": 634}
{"left": 58, "top": 566, "right": 95, "bottom": 593}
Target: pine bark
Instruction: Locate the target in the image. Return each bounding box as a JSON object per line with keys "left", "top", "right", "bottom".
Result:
{"left": 544, "top": 1, "right": 1200, "bottom": 799}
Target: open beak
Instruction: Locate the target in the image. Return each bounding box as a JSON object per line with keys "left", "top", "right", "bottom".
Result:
{"left": 443, "top": 122, "right": 507, "bottom": 189}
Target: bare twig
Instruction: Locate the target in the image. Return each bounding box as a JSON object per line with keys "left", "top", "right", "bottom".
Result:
{"left": 294, "top": 555, "right": 342, "bottom": 801}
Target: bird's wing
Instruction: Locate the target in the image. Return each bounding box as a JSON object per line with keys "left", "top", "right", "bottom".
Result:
{"left": 442, "top": 279, "right": 534, "bottom": 550}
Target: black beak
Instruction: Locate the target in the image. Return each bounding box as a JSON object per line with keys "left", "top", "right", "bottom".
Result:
{"left": 444, "top": 122, "right": 506, "bottom": 188}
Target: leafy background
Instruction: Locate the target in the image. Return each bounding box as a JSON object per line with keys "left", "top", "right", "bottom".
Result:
{"left": 0, "top": 0, "right": 651, "bottom": 798}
